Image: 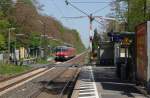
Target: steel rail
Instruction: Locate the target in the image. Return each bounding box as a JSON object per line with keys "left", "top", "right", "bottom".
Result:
{"left": 30, "top": 52, "right": 87, "bottom": 98}
{"left": 30, "top": 66, "right": 72, "bottom": 98}
{"left": 59, "top": 68, "right": 79, "bottom": 98}
{"left": 0, "top": 67, "right": 40, "bottom": 82}
{"left": 0, "top": 68, "right": 50, "bottom": 92}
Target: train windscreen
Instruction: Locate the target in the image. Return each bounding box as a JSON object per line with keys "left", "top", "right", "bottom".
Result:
{"left": 55, "top": 47, "right": 68, "bottom": 52}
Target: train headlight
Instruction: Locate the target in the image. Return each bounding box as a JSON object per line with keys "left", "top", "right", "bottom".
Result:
{"left": 65, "top": 56, "right": 68, "bottom": 58}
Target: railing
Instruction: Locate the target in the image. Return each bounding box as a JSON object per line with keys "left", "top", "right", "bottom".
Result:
{"left": 12, "top": 58, "right": 37, "bottom": 65}
{"left": 22, "top": 58, "right": 37, "bottom": 65}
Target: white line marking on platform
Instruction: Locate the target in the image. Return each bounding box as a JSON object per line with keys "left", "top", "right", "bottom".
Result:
{"left": 90, "top": 66, "right": 101, "bottom": 98}
{"left": 77, "top": 66, "right": 101, "bottom": 98}
{"left": 78, "top": 96, "right": 96, "bottom": 98}
{"left": 79, "top": 89, "right": 95, "bottom": 91}
{"left": 79, "top": 92, "right": 95, "bottom": 94}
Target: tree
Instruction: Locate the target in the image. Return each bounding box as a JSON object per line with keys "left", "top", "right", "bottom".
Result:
{"left": 92, "top": 29, "right": 100, "bottom": 52}
{"left": 0, "top": 33, "right": 6, "bottom": 51}
{"left": 0, "top": 0, "right": 85, "bottom": 54}
{"left": 0, "top": 0, "right": 12, "bottom": 16}
{"left": 29, "top": 32, "right": 40, "bottom": 48}
{"left": 109, "top": 0, "right": 150, "bottom": 32}
{"left": 0, "top": 20, "right": 10, "bottom": 29}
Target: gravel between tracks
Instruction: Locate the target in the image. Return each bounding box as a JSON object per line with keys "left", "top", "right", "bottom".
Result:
{"left": 0, "top": 67, "right": 66, "bottom": 98}
{"left": 36, "top": 68, "right": 79, "bottom": 98}
{"left": 0, "top": 52, "right": 87, "bottom": 98}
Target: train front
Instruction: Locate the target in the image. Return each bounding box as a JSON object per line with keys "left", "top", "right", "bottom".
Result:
{"left": 54, "top": 46, "right": 69, "bottom": 61}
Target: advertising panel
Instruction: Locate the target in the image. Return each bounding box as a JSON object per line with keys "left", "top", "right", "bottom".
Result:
{"left": 136, "top": 22, "right": 147, "bottom": 81}
{"left": 147, "top": 21, "right": 150, "bottom": 82}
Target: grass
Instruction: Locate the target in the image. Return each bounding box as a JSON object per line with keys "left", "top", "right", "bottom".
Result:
{"left": 37, "top": 59, "right": 49, "bottom": 64}
{"left": 37, "top": 58, "right": 54, "bottom": 64}
{"left": 0, "top": 64, "right": 31, "bottom": 76}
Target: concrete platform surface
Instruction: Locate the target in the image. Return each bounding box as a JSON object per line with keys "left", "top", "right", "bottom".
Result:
{"left": 72, "top": 66, "right": 147, "bottom": 98}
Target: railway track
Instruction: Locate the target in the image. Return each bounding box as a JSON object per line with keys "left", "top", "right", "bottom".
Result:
{"left": 59, "top": 68, "right": 80, "bottom": 98}
{"left": 0, "top": 67, "right": 40, "bottom": 82}
{"left": 31, "top": 66, "right": 80, "bottom": 98}
{"left": 0, "top": 66, "right": 55, "bottom": 96}
{"left": 0, "top": 68, "right": 47, "bottom": 91}
{"left": 0, "top": 51, "right": 88, "bottom": 98}
{"left": 29, "top": 51, "right": 88, "bottom": 98}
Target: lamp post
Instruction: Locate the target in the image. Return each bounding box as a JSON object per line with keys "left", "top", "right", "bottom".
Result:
{"left": 40, "top": 34, "right": 48, "bottom": 60}
{"left": 38, "top": 20, "right": 49, "bottom": 60}
{"left": 8, "top": 27, "right": 15, "bottom": 64}
{"left": 14, "top": 33, "right": 24, "bottom": 65}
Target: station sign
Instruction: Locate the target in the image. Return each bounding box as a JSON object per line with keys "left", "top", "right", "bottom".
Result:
{"left": 122, "top": 37, "right": 130, "bottom": 45}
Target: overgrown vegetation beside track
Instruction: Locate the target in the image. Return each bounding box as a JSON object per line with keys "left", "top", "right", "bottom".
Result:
{"left": 0, "top": 0, "right": 85, "bottom": 53}
{"left": 0, "top": 64, "right": 31, "bottom": 76}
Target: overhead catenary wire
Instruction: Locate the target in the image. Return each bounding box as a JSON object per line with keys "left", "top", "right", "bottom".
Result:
{"left": 92, "top": 4, "right": 110, "bottom": 14}
{"left": 68, "top": 1, "right": 111, "bottom": 4}
{"left": 64, "top": 0, "right": 113, "bottom": 25}
{"left": 62, "top": 16, "right": 87, "bottom": 19}
{"left": 51, "top": 0, "right": 74, "bottom": 28}
{"left": 51, "top": 0, "right": 86, "bottom": 36}
{"left": 0, "top": 1, "right": 29, "bottom": 5}
{"left": 51, "top": 0, "right": 64, "bottom": 17}
{"left": 94, "top": 18, "right": 104, "bottom": 25}
{"left": 67, "top": 0, "right": 112, "bottom": 15}
{"left": 64, "top": 0, "right": 106, "bottom": 53}
{"left": 65, "top": 0, "right": 89, "bottom": 16}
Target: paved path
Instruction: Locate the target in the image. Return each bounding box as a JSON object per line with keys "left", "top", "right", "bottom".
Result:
{"left": 72, "top": 66, "right": 147, "bottom": 98}
{"left": 93, "top": 67, "right": 147, "bottom": 98}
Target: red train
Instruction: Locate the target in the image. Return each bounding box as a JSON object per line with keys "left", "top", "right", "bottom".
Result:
{"left": 54, "top": 46, "right": 76, "bottom": 61}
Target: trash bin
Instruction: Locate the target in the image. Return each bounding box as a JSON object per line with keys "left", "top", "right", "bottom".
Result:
{"left": 121, "top": 64, "right": 126, "bottom": 80}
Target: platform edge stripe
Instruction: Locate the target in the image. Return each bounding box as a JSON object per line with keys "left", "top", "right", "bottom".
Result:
{"left": 79, "top": 92, "right": 95, "bottom": 95}
{"left": 78, "top": 96, "right": 96, "bottom": 98}
{"left": 79, "top": 89, "right": 95, "bottom": 91}
{"left": 90, "top": 66, "right": 101, "bottom": 98}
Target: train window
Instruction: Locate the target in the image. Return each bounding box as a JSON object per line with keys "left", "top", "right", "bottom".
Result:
{"left": 55, "top": 47, "right": 68, "bottom": 52}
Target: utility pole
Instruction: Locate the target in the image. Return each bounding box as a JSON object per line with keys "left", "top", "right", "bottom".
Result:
{"left": 43, "top": 22, "right": 48, "bottom": 60}
{"left": 8, "top": 28, "right": 15, "bottom": 64}
{"left": 64, "top": 0, "right": 115, "bottom": 62}
{"left": 148, "top": 1, "right": 150, "bottom": 20}
{"left": 89, "top": 14, "right": 95, "bottom": 52}
{"left": 144, "top": 0, "right": 147, "bottom": 20}
{"left": 127, "top": 0, "right": 130, "bottom": 31}
{"left": 14, "top": 34, "right": 24, "bottom": 65}
{"left": 38, "top": 20, "right": 48, "bottom": 60}
{"left": 8, "top": 29, "right": 11, "bottom": 64}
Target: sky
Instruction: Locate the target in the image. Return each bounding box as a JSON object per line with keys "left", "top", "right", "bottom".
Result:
{"left": 35, "top": 0, "right": 113, "bottom": 48}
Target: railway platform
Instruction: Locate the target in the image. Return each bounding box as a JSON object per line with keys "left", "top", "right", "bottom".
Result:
{"left": 71, "top": 66, "right": 147, "bottom": 98}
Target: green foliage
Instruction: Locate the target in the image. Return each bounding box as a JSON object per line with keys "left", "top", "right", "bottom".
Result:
{"left": 92, "top": 30, "right": 100, "bottom": 52}
{"left": 59, "top": 26, "right": 65, "bottom": 33}
{"left": 0, "top": 0, "right": 12, "bottom": 15}
{"left": 48, "top": 39, "right": 62, "bottom": 47}
{"left": 19, "top": 0, "right": 33, "bottom": 5}
{"left": 0, "top": 64, "right": 31, "bottom": 75}
{"left": 0, "top": 33, "right": 6, "bottom": 50}
{"left": 0, "top": 11, "right": 4, "bottom": 17}
{"left": 55, "top": 21, "right": 65, "bottom": 34}
{"left": 127, "top": 0, "right": 150, "bottom": 31}
{"left": 70, "top": 30, "right": 85, "bottom": 53}
{"left": 29, "top": 32, "right": 40, "bottom": 48}
{"left": 0, "top": 20, "right": 10, "bottom": 29}
{"left": 0, "top": 0, "right": 85, "bottom": 54}
{"left": 112, "top": 0, "right": 150, "bottom": 31}
{"left": 36, "top": 59, "right": 50, "bottom": 64}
